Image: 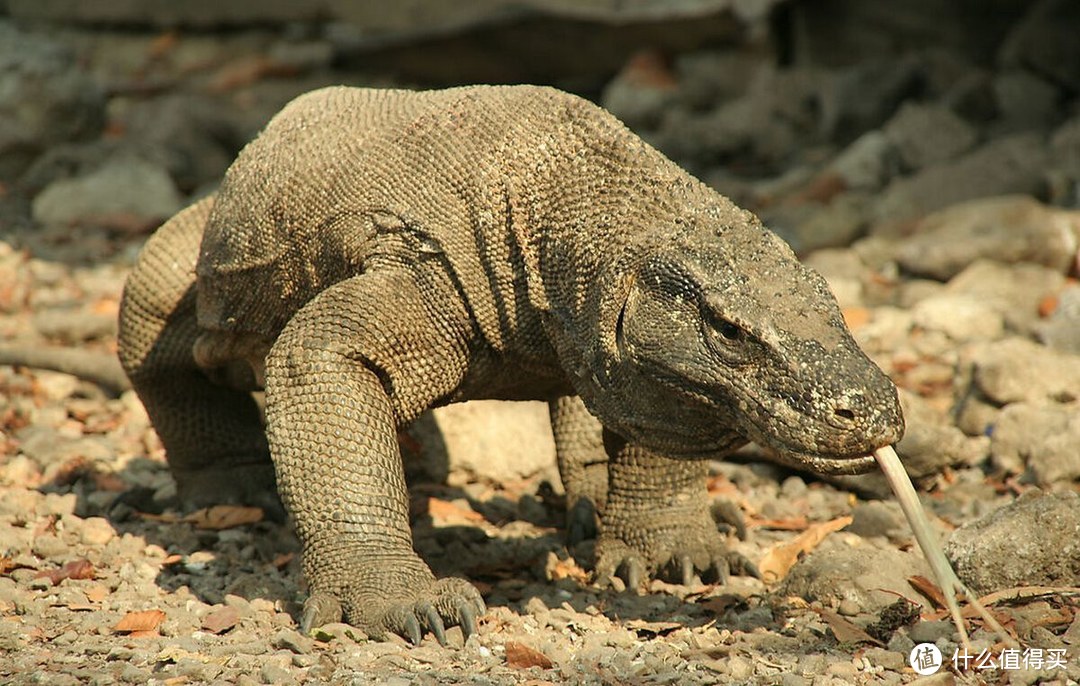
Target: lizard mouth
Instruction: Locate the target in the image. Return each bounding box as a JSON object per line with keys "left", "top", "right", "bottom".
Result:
{"left": 769, "top": 449, "right": 879, "bottom": 476}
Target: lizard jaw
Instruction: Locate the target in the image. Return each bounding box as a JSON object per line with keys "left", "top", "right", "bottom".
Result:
{"left": 768, "top": 448, "right": 880, "bottom": 476}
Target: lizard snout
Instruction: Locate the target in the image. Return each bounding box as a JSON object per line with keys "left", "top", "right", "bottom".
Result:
{"left": 824, "top": 391, "right": 904, "bottom": 450}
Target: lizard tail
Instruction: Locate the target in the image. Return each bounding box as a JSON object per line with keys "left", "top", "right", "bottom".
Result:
{"left": 0, "top": 345, "right": 131, "bottom": 395}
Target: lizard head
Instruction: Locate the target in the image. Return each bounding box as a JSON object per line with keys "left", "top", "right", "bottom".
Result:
{"left": 591, "top": 211, "right": 903, "bottom": 475}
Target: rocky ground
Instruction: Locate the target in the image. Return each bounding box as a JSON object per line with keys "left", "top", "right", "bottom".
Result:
{"left": 2, "top": 4, "right": 1080, "bottom": 684}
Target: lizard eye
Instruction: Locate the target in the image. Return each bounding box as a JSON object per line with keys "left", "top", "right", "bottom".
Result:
{"left": 705, "top": 307, "right": 745, "bottom": 344}
{"left": 714, "top": 317, "right": 743, "bottom": 342}
{"left": 703, "top": 307, "right": 754, "bottom": 361}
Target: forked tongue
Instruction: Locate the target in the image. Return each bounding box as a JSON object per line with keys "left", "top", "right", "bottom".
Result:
{"left": 872, "top": 445, "right": 1017, "bottom": 652}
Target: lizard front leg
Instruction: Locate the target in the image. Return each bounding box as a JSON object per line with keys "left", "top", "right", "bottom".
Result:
{"left": 595, "top": 430, "right": 759, "bottom": 589}
{"left": 264, "top": 269, "right": 484, "bottom": 644}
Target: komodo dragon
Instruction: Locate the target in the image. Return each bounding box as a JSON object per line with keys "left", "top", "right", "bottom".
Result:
{"left": 114, "top": 85, "right": 903, "bottom": 644}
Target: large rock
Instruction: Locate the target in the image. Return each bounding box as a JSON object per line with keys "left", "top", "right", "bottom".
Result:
{"left": 31, "top": 156, "right": 184, "bottom": 230}
{"left": 892, "top": 196, "right": 1079, "bottom": 281}
{"left": 990, "top": 402, "right": 1080, "bottom": 484}
{"left": 963, "top": 337, "right": 1080, "bottom": 407}
{"left": 946, "top": 490, "right": 1080, "bottom": 594}
{"left": 941, "top": 260, "right": 1067, "bottom": 336}
{"left": 874, "top": 136, "right": 1050, "bottom": 225}
{"left": 781, "top": 536, "right": 934, "bottom": 612}
{"left": 882, "top": 103, "right": 977, "bottom": 171}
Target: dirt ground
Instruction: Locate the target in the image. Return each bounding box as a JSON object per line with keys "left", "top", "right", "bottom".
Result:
{"left": 2, "top": 8, "right": 1080, "bottom": 685}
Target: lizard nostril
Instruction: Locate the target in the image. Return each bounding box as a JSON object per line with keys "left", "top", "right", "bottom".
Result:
{"left": 834, "top": 407, "right": 856, "bottom": 421}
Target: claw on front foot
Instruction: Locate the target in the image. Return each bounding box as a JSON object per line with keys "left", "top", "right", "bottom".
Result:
{"left": 301, "top": 592, "right": 343, "bottom": 634}
{"left": 593, "top": 519, "right": 759, "bottom": 591}
{"left": 317, "top": 576, "right": 486, "bottom": 646}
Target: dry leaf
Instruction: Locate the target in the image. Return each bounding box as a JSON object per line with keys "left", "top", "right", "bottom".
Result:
{"left": 549, "top": 557, "right": 589, "bottom": 583}
{"left": 202, "top": 606, "right": 241, "bottom": 634}
{"left": 699, "top": 594, "right": 743, "bottom": 615}
{"left": 842, "top": 307, "right": 871, "bottom": 330}
{"left": 1038, "top": 294, "right": 1059, "bottom": 318}
{"left": 185, "top": 505, "right": 263, "bottom": 530}
{"left": 908, "top": 575, "right": 949, "bottom": 609}
{"left": 114, "top": 609, "right": 166, "bottom": 634}
{"left": 977, "top": 585, "right": 1080, "bottom": 606}
{"left": 85, "top": 584, "right": 109, "bottom": 603}
{"left": 271, "top": 552, "right": 295, "bottom": 569}
{"left": 426, "top": 498, "right": 485, "bottom": 525}
{"left": 747, "top": 516, "right": 810, "bottom": 531}
{"left": 35, "top": 559, "right": 95, "bottom": 586}
{"left": 758, "top": 516, "right": 853, "bottom": 583}
{"left": 505, "top": 641, "right": 553, "bottom": 670}
{"left": 815, "top": 608, "right": 882, "bottom": 646}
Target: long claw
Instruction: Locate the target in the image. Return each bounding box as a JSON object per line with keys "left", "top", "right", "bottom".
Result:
{"left": 626, "top": 557, "right": 645, "bottom": 593}
{"left": 404, "top": 613, "right": 422, "bottom": 646}
{"left": 300, "top": 605, "right": 317, "bottom": 635}
{"left": 425, "top": 606, "right": 446, "bottom": 646}
{"left": 680, "top": 555, "right": 695, "bottom": 587}
{"left": 712, "top": 500, "right": 747, "bottom": 540}
{"left": 300, "top": 593, "right": 342, "bottom": 634}
{"left": 712, "top": 556, "right": 730, "bottom": 586}
{"left": 459, "top": 602, "right": 478, "bottom": 640}
{"left": 730, "top": 552, "right": 761, "bottom": 580}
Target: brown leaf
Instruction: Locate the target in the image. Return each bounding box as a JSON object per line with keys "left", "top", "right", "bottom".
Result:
{"left": 426, "top": 498, "right": 485, "bottom": 525}
{"left": 35, "top": 559, "right": 95, "bottom": 586}
{"left": 1038, "top": 294, "right": 1059, "bottom": 318}
{"left": 842, "top": 307, "right": 871, "bottom": 330}
{"left": 84, "top": 584, "right": 108, "bottom": 603}
{"left": 505, "top": 641, "right": 553, "bottom": 670}
{"left": 549, "top": 557, "right": 589, "bottom": 584}
{"left": 908, "top": 575, "right": 949, "bottom": 609}
{"left": 758, "top": 516, "right": 853, "bottom": 583}
{"left": 147, "top": 31, "right": 179, "bottom": 59}
{"left": 699, "top": 594, "right": 743, "bottom": 615}
{"left": 747, "top": 516, "right": 810, "bottom": 531}
{"left": 271, "top": 552, "right": 295, "bottom": 570}
{"left": 201, "top": 606, "right": 241, "bottom": 634}
{"left": 815, "top": 608, "right": 883, "bottom": 646}
{"left": 184, "top": 505, "right": 263, "bottom": 530}
{"left": 114, "top": 609, "right": 166, "bottom": 634}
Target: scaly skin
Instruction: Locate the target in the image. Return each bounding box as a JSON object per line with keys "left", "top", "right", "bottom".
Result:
{"left": 116, "top": 85, "right": 904, "bottom": 644}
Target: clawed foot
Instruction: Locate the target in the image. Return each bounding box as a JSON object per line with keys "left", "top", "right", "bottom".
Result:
{"left": 594, "top": 521, "right": 760, "bottom": 591}
{"left": 302, "top": 577, "right": 486, "bottom": 646}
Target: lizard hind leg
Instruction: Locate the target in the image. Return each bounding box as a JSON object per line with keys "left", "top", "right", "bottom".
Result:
{"left": 118, "top": 195, "right": 281, "bottom": 517}
{"left": 550, "top": 395, "right": 609, "bottom": 545}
